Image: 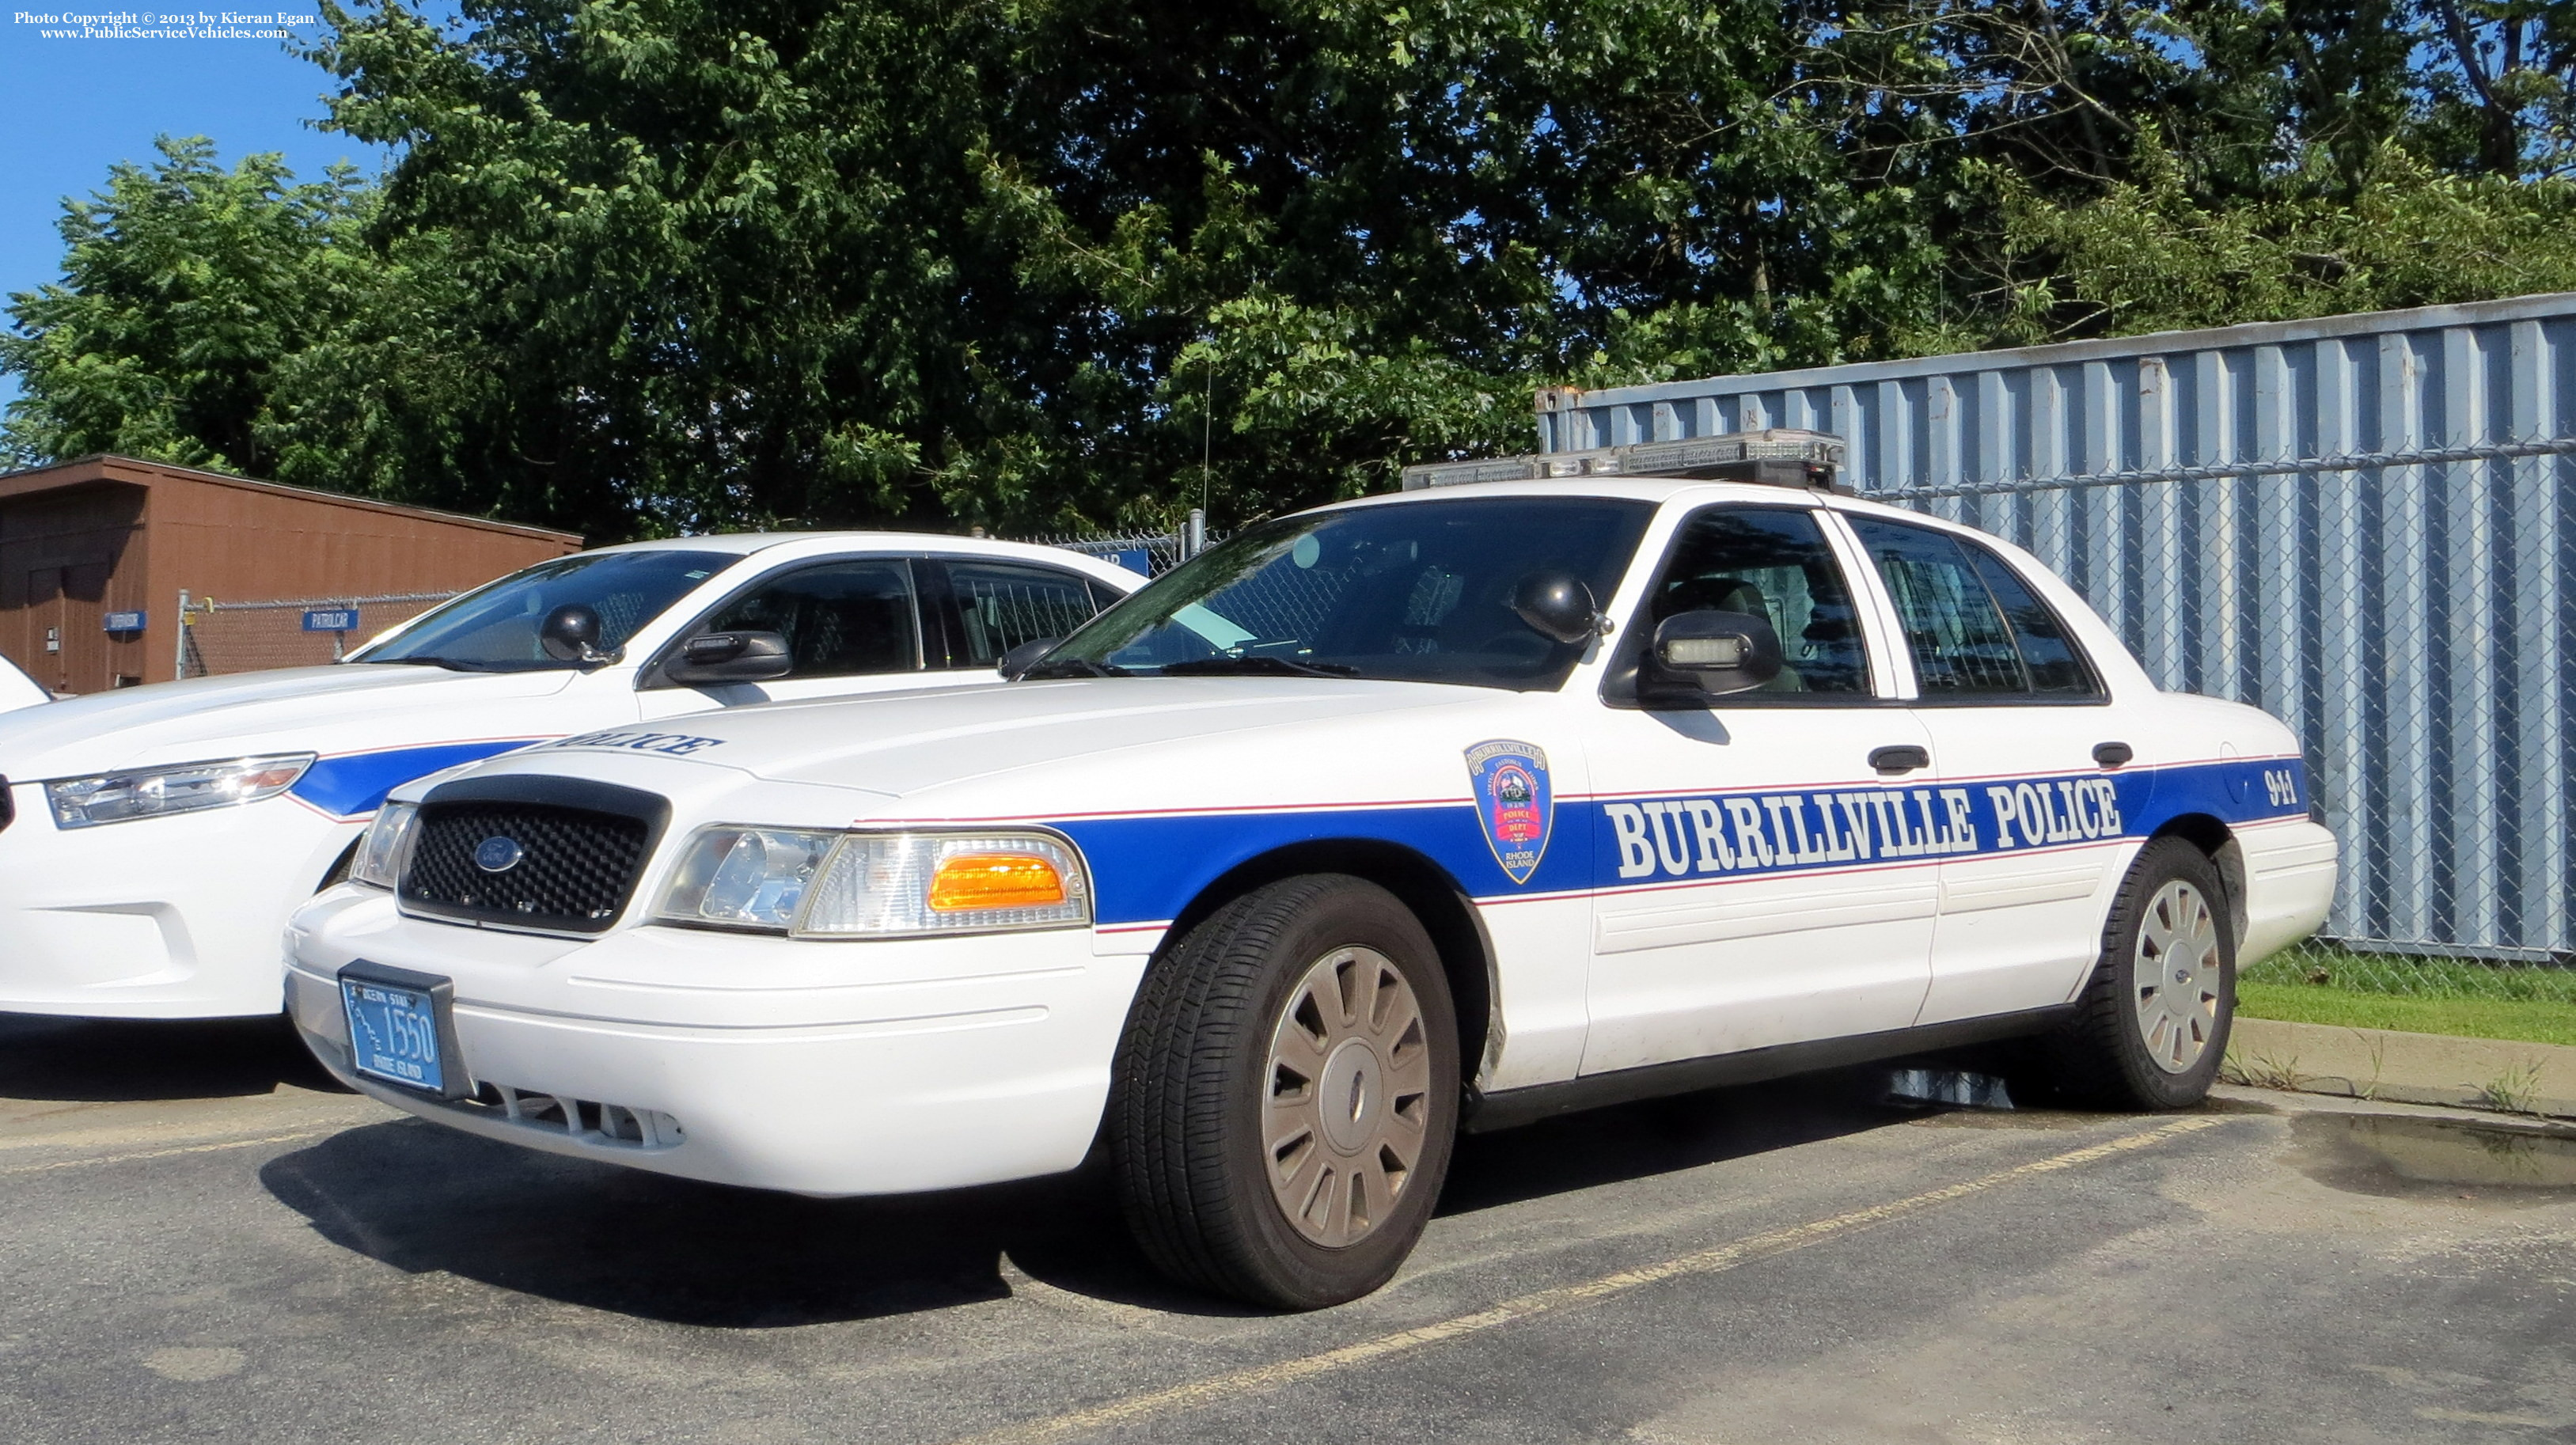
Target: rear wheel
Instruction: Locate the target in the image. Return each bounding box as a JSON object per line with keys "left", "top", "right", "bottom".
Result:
{"left": 2031, "top": 836, "right": 2235, "bottom": 1109}
{"left": 1110, "top": 874, "right": 1459, "bottom": 1309}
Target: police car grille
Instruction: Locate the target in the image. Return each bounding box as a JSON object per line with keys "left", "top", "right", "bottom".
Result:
{"left": 401, "top": 803, "right": 649, "bottom": 932}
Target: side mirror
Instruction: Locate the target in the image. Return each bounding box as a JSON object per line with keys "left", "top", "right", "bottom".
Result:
{"left": 538, "top": 604, "right": 616, "bottom": 664}
{"left": 663, "top": 631, "right": 792, "bottom": 685}
{"left": 996, "top": 637, "right": 1060, "bottom": 681}
{"left": 1650, "top": 609, "right": 1783, "bottom": 696}
{"left": 1512, "top": 571, "right": 1603, "bottom": 646}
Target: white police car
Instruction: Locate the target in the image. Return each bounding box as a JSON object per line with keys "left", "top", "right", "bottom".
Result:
{"left": 0, "top": 535, "right": 1140, "bottom": 1018}
{"left": 285, "top": 432, "right": 2336, "bottom": 1308}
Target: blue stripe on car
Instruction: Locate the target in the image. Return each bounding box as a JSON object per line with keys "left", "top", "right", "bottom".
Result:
{"left": 292, "top": 740, "right": 545, "bottom": 819}
{"left": 1056, "top": 757, "right": 2309, "bottom": 926}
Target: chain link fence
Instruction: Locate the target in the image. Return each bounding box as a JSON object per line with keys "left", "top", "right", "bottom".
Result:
{"left": 1013, "top": 511, "right": 1217, "bottom": 577}
{"left": 176, "top": 592, "right": 457, "bottom": 679}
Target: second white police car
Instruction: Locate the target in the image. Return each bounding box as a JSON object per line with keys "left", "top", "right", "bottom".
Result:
{"left": 286, "top": 431, "right": 2336, "bottom": 1309}
{"left": 0, "top": 535, "right": 1139, "bottom": 1018}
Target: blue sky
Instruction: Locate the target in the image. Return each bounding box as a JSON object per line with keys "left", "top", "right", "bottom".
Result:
{"left": 1, "top": 11, "right": 387, "bottom": 409}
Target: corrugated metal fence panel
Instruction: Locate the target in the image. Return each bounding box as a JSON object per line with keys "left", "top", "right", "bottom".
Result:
{"left": 1538, "top": 294, "right": 2576, "bottom": 960}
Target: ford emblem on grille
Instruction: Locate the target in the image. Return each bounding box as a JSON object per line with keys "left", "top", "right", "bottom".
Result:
{"left": 473, "top": 836, "right": 525, "bottom": 874}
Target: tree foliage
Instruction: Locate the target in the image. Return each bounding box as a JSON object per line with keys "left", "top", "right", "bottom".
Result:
{"left": 9, "top": 1, "right": 2576, "bottom": 537}
{"left": 0, "top": 138, "right": 374, "bottom": 476}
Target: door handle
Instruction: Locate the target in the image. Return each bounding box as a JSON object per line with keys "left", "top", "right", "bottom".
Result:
{"left": 2092, "top": 741, "right": 2134, "bottom": 768}
{"left": 1868, "top": 745, "right": 1930, "bottom": 773}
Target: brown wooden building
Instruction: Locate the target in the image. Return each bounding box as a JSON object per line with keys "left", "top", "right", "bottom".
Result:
{"left": 1, "top": 455, "right": 582, "bottom": 695}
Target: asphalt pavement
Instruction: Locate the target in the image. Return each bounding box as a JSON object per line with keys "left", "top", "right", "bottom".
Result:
{"left": 2, "top": 1011, "right": 2570, "bottom": 1445}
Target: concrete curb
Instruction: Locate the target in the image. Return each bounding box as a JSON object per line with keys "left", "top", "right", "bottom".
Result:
{"left": 2224, "top": 1016, "right": 2576, "bottom": 1118}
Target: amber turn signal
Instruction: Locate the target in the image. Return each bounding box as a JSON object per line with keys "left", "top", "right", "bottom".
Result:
{"left": 927, "top": 852, "right": 1068, "bottom": 912}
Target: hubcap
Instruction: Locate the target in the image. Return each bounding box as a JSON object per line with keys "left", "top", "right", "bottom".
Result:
{"left": 2133, "top": 880, "right": 2223, "bottom": 1073}
{"left": 1264, "top": 946, "right": 1432, "bottom": 1248}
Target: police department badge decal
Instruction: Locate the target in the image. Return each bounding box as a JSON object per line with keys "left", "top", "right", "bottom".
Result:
{"left": 1466, "top": 739, "right": 1554, "bottom": 885}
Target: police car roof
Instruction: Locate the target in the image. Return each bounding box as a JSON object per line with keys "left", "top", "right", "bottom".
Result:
{"left": 572, "top": 532, "right": 1116, "bottom": 561}
{"left": 1333, "top": 475, "right": 1835, "bottom": 510}
{"left": 1338, "top": 474, "right": 1975, "bottom": 530}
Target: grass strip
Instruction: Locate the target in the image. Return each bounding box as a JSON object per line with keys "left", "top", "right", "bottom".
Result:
{"left": 2236, "top": 980, "right": 2576, "bottom": 1048}
{"left": 2242, "top": 943, "right": 2576, "bottom": 1003}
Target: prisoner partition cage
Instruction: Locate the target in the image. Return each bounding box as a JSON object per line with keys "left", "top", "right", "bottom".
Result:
{"left": 1536, "top": 293, "right": 2576, "bottom": 998}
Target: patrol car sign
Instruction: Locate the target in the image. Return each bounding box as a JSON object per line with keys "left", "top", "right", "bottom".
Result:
{"left": 303, "top": 609, "right": 361, "bottom": 632}
{"left": 1466, "top": 738, "right": 1554, "bottom": 885}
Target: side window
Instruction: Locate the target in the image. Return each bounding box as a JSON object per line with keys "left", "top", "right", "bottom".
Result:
{"left": 1642, "top": 507, "right": 1870, "bottom": 696}
{"left": 945, "top": 562, "right": 1105, "bottom": 668}
{"left": 701, "top": 560, "right": 920, "bottom": 678}
{"left": 1844, "top": 517, "right": 2100, "bottom": 699}
{"left": 1965, "top": 547, "right": 2099, "bottom": 694}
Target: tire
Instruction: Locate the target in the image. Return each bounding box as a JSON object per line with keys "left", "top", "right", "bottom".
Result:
{"left": 1110, "top": 874, "right": 1460, "bottom": 1310}
{"left": 2031, "top": 835, "right": 2236, "bottom": 1110}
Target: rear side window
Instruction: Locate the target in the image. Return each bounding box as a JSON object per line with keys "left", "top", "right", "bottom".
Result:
{"left": 703, "top": 560, "right": 921, "bottom": 678}
{"left": 1844, "top": 517, "right": 2101, "bottom": 699}
{"left": 947, "top": 562, "right": 1104, "bottom": 667}
{"left": 1965, "top": 548, "right": 2096, "bottom": 694}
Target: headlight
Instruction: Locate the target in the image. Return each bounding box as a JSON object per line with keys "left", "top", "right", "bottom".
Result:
{"left": 350, "top": 802, "right": 420, "bottom": 889}
{"left": 656, "top": 828, "right": 841, "bottom": 931}
{"left": 656, "top": 828, "right": 1091, "bottom": 937}
{"left": 45, "top": 753, "right": 316, "bottom": 829}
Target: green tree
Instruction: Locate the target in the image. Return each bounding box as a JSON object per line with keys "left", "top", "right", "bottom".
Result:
{"left": 1, "top": 138, "right": 376, "bottom": 476}
{"left": 1987, "top": 135, "right": 2576, "bottom": 339}
{"left": 17, "top": 1, "right": 2576, "bottom": 537}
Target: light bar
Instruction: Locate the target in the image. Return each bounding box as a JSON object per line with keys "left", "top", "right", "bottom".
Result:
{"left": 1401, "top": 427, "right": 1846, "bottom": 492}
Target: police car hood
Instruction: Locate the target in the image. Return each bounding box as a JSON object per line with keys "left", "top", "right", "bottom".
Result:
{"left": 0, "top": 664, "right": 575, "bottom": 778}
{"left": 519, "top": 677, "right": 1501, "bottom": 813}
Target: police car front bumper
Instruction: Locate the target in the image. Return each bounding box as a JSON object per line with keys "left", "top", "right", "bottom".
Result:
{"left": 285, "top": 886, "right": 1149, "bottom": 1197}
{"left": 0, "top": 780, "right": 351, "bottom": 1018}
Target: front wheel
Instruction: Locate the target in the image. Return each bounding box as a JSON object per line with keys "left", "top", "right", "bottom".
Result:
{"left": 2031, "top": 836, "right": 2236, "bottom": 1110}
{"left": 1110, "top": 874, "right": 1460, "bottom": 1309}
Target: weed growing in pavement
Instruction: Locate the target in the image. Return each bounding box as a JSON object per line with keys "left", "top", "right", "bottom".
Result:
{"left": 2481, "top": 1060, "right": 2548, "bottom": 1116}
{"left": 2227, "top": 1047, "right": 2308, "bottom": 1092}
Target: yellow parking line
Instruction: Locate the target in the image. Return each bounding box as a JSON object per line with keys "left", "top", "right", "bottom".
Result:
{"left": 0, "top": 1128, "right": 341, "bottom": 1177}
{"left": 949, "top": 1116, "right": 2226, "bottom": 1445}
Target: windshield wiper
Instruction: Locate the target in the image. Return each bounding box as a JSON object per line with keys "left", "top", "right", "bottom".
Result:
{"left": 1019, "top": 657, "right": 1128, "bottom": 679}
{"left": 1160, "top": 655, "right": 1360, "bottom": 678}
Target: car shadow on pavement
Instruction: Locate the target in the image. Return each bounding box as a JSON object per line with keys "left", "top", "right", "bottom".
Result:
{"left": 1436, "top": 1065, "right": 1922, "bottom": 1217}
{"left": 258, "top": 1068, "right": 1956, "bottom": 1326}
{"left": 0, "top": 1011, "right": 346, "bottom": 1102}
{"left": 259, "top": 1117, "right": 1166, "bottom": 1327}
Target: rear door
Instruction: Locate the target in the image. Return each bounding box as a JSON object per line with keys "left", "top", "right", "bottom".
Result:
{"left": 926, "top": 558, "right": 1119, "bottom": 671}
{"left": 1835, "top": 513, "right": 2130, "bottom": 1025}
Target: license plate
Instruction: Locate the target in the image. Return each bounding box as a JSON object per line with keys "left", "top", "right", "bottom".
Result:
{"left": 339, "top": 964, "right": 461, "bottom": 1097}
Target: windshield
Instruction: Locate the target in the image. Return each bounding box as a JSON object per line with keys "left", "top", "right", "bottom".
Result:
{"left": 355, "top": 550, "right": 734, "bottom": 671}
{"left": 1041, "top": 496, "right": 1654, "bottom": 689}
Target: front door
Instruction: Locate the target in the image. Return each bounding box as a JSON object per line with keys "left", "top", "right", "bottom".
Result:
{"left": 24, "top": 567, "right": 65, "bottom": 694}
{"left": 1838, "top": 514, "right": 2131, "bottom": 1025}
{"left": 1581, "top": 503, "right": 1941, "bottom": 1075}
{"left": 21, "top": 567, "right": 111, "bottom": 693}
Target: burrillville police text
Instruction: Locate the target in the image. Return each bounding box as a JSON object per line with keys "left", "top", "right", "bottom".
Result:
{"left": 14, "top": 9, "right": 315, "bottom": 38}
